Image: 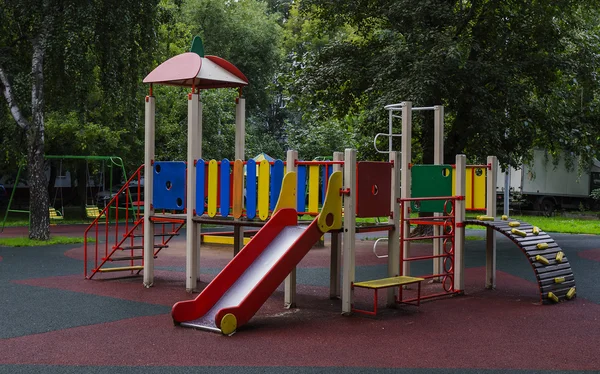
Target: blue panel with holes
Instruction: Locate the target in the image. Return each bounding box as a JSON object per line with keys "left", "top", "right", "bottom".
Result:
{"left": 195, "top": 159, "right": 205, "bottom": 215}
{"left": 269, "top": 159, "right": 284, "bottom": 211}
{"left": 246, "top": 159, "right": 257, "bottom": 219}
{"left": 153, "top": 161, "right": 186, "bottom": 210}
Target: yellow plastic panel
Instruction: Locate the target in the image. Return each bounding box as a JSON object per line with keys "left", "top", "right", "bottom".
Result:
{"left": 208, "top": 159, "right": 218, "bottom": 217}
{"left": 308, "top": 165, "right": 319, "bottom": 213}
{"left": 202, "top": 235, "right": 251, "bottom": 245}
{"left": 317, "top": 171, "right": 343, "bottom": 232}
{"left": 274, "top": 172, "right": 297, "bottom": 213}
{"left": 232, "top": 160, "right": 244, "bottom": 219}
{"left": 258, "top": 160, "right": 270, "bottom": 220}
{"left": 454, "top": 167, "right": 486, "bottom": 210}
{"left": 471, "top": 167, "right": 486, "bottom": 210}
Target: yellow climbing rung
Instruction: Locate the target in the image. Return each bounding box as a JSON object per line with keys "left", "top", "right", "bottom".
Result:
{"left": 353, "top": 276, "right": 424, "bottom": 289}
{"left": 97, "top": 266, "right": 144, "bottom": 273}
{"left": 476, "top": 215, "right": 494, "bottom": 221}
{"left": 49, "top": 208, "right": 63, "bottom": 220}
{"left": 511, "top": 228, "right": 527, "bottom": 237}
{"left": 548, "top": 292, "right": 559, "bottom": 303}
{"left": 508, "top": 221, "right": 520, "bottom": 227}
{"left": 554, "top": 277, "right": 565, "bottom": 284}
{"left": 535, "top": 255, "right": 550, "bottom": 265}
{"left": 536, "top": 243, "right": 549, "bottom": 250}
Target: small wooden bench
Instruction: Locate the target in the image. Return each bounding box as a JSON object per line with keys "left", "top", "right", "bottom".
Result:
{"left": 352, "top": 275, "right": 424, "bottom": 316}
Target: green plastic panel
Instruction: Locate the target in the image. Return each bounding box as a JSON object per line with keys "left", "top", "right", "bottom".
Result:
{"left": 410, "top": 165, "right": 453, "bottom": 213}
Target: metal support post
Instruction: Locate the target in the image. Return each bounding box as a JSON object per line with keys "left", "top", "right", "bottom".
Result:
{"left": 387, "top": 151, "right": 401, "bottom": 306}
{"left": 330, "top": 151, "right": 344, "bottom": 299}
{"left": 143, "top": 95, "right": 156, "bottom": 288}
{"left": 284, "top": 149, "right": 298, "bottom": 308}
{"left": 486, "top": 156, "right": 498, "bottom": 289}
{"left": 454, "top": 154, "right": 466, "bottom": 293}
{"left": 342, "top": 148, "right": 357, "bottom": 314}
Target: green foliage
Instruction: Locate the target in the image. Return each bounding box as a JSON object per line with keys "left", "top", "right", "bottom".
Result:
{"left": 292, "top": 0, "right": 600, "bottom": 167}
{"left": 183, "top": 0, "right": 287, "bottom": 158}
{"left": 590, "top": 188, "right": 600, "bottom": 201}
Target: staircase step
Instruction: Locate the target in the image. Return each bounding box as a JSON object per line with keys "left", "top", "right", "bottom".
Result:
{"left": 96, "top": 265, "right": 144, "bottom": 273}
{"left": 108, "top": 255, "right": 158, "bottom": 261}
{"left": 116, "top": 244, "right": 168, "bottom": 250}
{"left": 127, "top": 233, "right": 180, "bottom": 238}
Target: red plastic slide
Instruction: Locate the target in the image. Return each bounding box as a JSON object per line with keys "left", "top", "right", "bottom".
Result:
{"left": 171, "top": 208, "right": 324, "bottom": 333}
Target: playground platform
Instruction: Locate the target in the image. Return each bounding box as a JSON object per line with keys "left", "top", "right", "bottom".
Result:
{"left": 0, "top": 225, "right": 599, "bottom": 373}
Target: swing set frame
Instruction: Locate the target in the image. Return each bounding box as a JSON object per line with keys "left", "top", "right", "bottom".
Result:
{"left": 0, "top": 155, "right": 128, "bottom": 231}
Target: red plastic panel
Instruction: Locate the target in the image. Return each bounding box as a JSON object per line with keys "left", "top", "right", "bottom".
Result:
{"left": 356, "top": 162, "right": 392, "bottom": 218}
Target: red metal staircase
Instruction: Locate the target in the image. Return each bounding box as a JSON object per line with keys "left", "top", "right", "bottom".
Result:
{"left": 84, "top": 165, "right": 185, "bottom": 279}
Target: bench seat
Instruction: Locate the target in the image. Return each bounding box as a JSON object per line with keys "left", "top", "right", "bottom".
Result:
{"left": 352, "top": 275, "right": 424, "bottom": 316}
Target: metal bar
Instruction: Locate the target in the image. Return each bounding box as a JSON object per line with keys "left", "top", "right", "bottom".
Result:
{"left": 384, "top": 103, "right": 436, "bottom": 112}
{"left": 403, "top": 253, "right": 452, "bottom": 262}
{"left": 403, "top": 234, "right": 454, "bottom": 241}
{"left": 413, "top": 272, "right": 454, "bottom": 280}
{"left": 402, "top": 290, "right": 459, "bottom": 303}
{"left": 295, "top": 160, "right": 344, "bottom": 166}
{"left": 374, "top": 289, "right": 378, "bottom": 315}
{"left": 1, "top": 165, "right": 25, "bottom": 232}
{"left": 399, "top": 196, "right": 458, "bottom": 202}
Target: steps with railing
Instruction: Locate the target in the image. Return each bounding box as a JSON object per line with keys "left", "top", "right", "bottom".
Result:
{"left": 84, "top": 164, "right": 185, "bottom": 279}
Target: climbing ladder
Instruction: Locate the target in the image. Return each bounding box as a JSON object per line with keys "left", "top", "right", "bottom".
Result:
{"left": 465, "top": 218, "right": 576, "bottom": 304}
{"left": 399, "top": 195, "right": 460, "bottom": 301}
{"left": 84, "top": 165, "right": 185, "bottom": 279}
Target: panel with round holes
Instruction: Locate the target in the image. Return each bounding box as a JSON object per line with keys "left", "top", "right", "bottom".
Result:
{"left": 153, "top": 161, "right": 186, "bottom": 210}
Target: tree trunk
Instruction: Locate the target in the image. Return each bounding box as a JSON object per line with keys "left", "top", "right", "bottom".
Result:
{"left": 27, "top": 36, "right": 49, "bottom": 240}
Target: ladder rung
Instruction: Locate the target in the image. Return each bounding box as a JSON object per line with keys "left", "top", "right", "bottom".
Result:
{"left": 96, "top": 265, "right": 144, "bottom": 273}
{"left": 108, "top": 255, "right": 157, "bottom": 261}
{"left": 116, "top": 244, "right": 167, "bottom": 250}
{"left": 127, "top": 233, "right": 180, "bottom": 238}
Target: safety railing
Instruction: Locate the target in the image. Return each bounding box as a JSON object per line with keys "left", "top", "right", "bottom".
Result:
{"left": 83, "top": 164, "right": 185, "bottom": 279}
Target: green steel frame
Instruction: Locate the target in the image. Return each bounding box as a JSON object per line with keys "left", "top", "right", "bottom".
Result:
{"left": 1, "top": 155, "right": 128, "bottom": 232}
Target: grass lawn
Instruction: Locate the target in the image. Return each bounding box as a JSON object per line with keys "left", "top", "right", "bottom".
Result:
{"left": 0, "top": 236, "right": 91, "bottom": 247}
{"left": 508, "top": 214, "right": 600, "bottom": 235}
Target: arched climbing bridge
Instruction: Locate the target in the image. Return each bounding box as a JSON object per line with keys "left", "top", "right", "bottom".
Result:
{"left": 465, "top": 218, "right": 577, "bottom": 304}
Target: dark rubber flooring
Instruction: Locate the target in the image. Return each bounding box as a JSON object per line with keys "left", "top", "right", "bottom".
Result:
{"left": 0, "top": 225, "right": 599, "bottom": 373}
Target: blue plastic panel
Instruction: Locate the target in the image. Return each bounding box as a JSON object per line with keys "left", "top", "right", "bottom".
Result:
{"left": 153, "top": 161, "right": 186, "bottom": 210}
{"left": 195, "top": 159, "right": 205, "bottom": 215}
{"left": 269, "top": 159, "right": 284, "bottom": 211}
{"left": 220, "top": 159, "right": 231, "bottom": 217}
{"left": 246, "top": 159, "right": 257, "bottom": 219}
{"left": 321, "top": 165, "right": 333, "bottom": 205}
{"left": 296, "top": 165, "right": 307, "bottom": 212}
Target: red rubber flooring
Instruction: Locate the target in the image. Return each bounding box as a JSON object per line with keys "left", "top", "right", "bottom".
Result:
{"left": 0, "top": 225, "right": 599, "bottom": 373}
